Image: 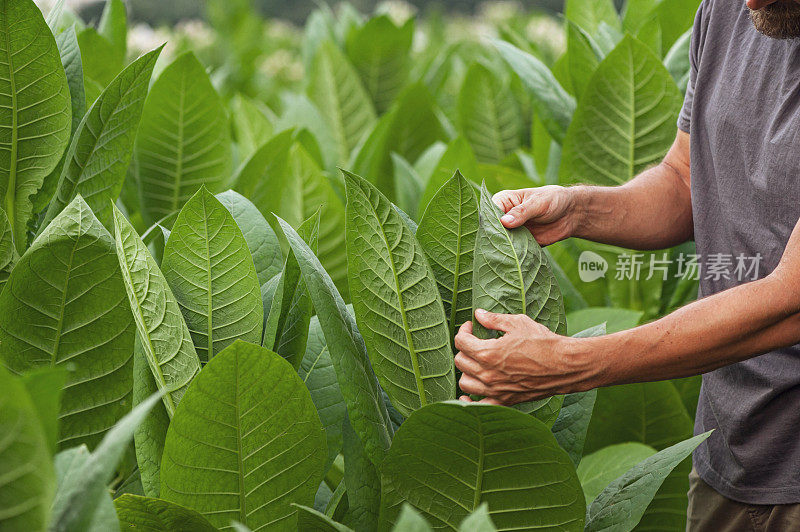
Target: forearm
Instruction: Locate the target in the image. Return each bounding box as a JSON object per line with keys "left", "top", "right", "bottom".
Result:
{"left": 577, "top": 271, "right": 800, "bottom": 387}
{"left": 569, "top": 131, "right": 693, "bottom": 250}
{"left": 571, "top": 163, "right": 693, "bottom": 250}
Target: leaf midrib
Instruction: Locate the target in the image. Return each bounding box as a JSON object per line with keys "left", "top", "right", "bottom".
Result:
{"left": 2, "top": 12, "right": 18, "bottom": 248}
{"left": 49, "top": 212, "right": 82, "bottom": 367}
{"left": 490, "top": 206, "right": 526, "bottom": 314}
{"left": 117, "top": 226, "right": 177, "bottom": 417}
{"left": 370, "top": 197, "right": 428, "bottom": 407}
{"left": 448, "top": 183, "right": 465, "bottom": 338}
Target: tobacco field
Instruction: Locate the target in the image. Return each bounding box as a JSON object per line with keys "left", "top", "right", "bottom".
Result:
{"left": 0, "top": 0, "right": 707, "bottom": 530}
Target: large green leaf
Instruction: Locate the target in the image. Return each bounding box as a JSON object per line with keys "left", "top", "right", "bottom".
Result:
{"left": 0, "top": 207, "right": 17, "bottom": 293}
{"left": 50, "top": 393, "right": 162, "bottom": 532}
{"left": 344, "top": 171, "right": 455, "bottom": 417}
{"left": 262, "top": 209, "right": 318, "bottom": 368}
{"left": 379, "top": 401, "right": 585, "bottom": 531}
{"left": 456, "top": 63, "right": 521, "bottom": 164}
{"left": 276, "top": 215, "right": 393, "bottom": 467}
{"left": 20, "top": 367, "right": 67, "bottom": 455}
{"left": 132, "top": 337, "right": 169, "bottom": 498}
{"left": 564, "top": 0, "right": 620, "bottom": 34}
{"left": 307, "top": 41, "right": 376, "bottom": 165}
{"left": 0, "top": 197, "right": 134, "bottom": 450}
{"left": 299, "top": 315, "right": 347, "bottom": 469}
{"left": 231, "top": 95, "right": 275, "bottom": 159}
{"left": 585, "top": 433, "right": 712, "bottom": 532}
{"left": 417, "top": 137, "right": 479, "bottom": 218}
{"left": 0, "top": 0, "right": 71, "bottom": 253}
{"left": 216, "top": 190, "right": 283, "bottom": 285}
{"left": 551, "top": 390, "right": 598, "bottom": 468}
{"left": 584, "top": 381, "right": 694, "bottom": 531}
{"left": 232, "top": 129, "right": 294, "bottom": 218}
{"left": 32, "top": 25, "right": 87, "bottom": 218}
{"left": 295, "top": 505, "right": 354, "bottom": 532}
{"left": 160, "top": 341, "right": 327, "bottom": 531}
{"left": 136, "top": 52, "right": 232, "bottom": 225}
{"left": 471, "top": 183, "right": 565, "bottom": 338}
{"left": 97, "top": 0, "right": 126, "bottom": 66}
{"left": 43, "top": 46, "right": 162, "bottom": 229}
{"left": 112, "top": 204, "right": 201, "bottom": 418}
{"left": 345, "top": 16, "right": 413, "bottom": 113}
{"left": 52, "top": 446, "right": 120, "bottom": 532}
{"left": 560, "top": 36, "right": 682, "bottom": 186}
{"left": 114, "top": 494, "right": 217, "bottom": 532}
{"left": 577, "top": 442, "right": 656, "bottom": 505}
{"left": 0, "top": 366, "right": 55, "bottom": 532}
{"left": 351, "top": 83, "right": 450, "bottom": 201}
{"left": 493, "top": 41, "right": 575, "bottom": 144}
{"left": 162, "top": 188, "right": 263, "bottom": 363}
{"left": 471, "top": 184, "right": 565, "bottom": 422}
{"left": 342, "top": 416, "right": 380, "bottom": 531}
{"left": 417, "top": 171, "right": 478, "bottom": 340}
{"left": 566, "top": 22, "right": 601, "bottom": 100}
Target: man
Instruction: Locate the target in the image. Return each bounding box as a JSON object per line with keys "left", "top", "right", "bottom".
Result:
{"left": 454, "top": 0, "right": 800, "bottom": 529}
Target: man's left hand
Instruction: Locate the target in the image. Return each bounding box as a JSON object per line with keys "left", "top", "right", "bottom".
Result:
{"left": 454, "top": 309, "right": 596, "bottom": 405}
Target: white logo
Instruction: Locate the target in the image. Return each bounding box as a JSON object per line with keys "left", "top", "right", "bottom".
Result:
{"left": 578, "top": 251, "right": 608, "bottom": 282}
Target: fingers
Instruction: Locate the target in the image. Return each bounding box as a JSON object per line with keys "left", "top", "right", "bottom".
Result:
{"left": 501, "top": 197, "right": 548, "bottom": 228}
{"left": 458, "top": 374, "right": 490, "bottom": 397}
{"left": 473, "top": 309, "right": 526, "bottom": 333}
{"left": 454, "top": 351, "right": 483, "bottom": 376}
{"left": 454, "top": 320, "right": 488, "bottom": 354}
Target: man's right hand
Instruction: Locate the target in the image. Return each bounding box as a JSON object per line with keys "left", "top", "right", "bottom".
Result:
{"left": 492, "top": 185, "right": 581, "bottom": 246}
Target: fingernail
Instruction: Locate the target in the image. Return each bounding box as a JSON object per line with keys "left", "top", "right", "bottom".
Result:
{"left": 475, "top": 309, "right": 486, "bottom": 316}
{"left": 501, "top": 214, "right": 514, "bottom": 223}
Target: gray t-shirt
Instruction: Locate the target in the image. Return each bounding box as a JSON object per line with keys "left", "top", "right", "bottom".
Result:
{"left": 680, "top": 0, "right": 800, "bottom": 504}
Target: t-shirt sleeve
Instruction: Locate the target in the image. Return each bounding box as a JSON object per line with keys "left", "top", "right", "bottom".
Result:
{"left": 678, "top": 1, "right": 707, "bottom": 133}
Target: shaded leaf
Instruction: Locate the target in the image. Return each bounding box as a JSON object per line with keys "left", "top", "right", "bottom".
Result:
{"left": 162, "top": 188, "right": 263, "bottom": 362}
{"left": 379, "top": 402, "right": 585, "bottom": 530}
{"left": 344, "top": 171, "right": 455, "bottom": 417}
{"left": 417, "top": 171, "right": 478, "bottom": 339}
{"left": 112, "top": 204, "right": 201, "bottom": 418}
{"left": 50, "top": 393, "right": 162, "bottom": 532}
{"left": 0, "top": 366, "right": 55, "bottom": 531}
{"left": 160, "top": 341, "right": 327, "bottom": 531}
{"left": 585, "top": 433, "right": 712, "bottom": 532}
{"left": 295, "top": 504, "right": 354, "bottom": 532}
{"left": 43, "top": 47, "right": 162, "bottom": 229}
{"left": 0, "top": 0, "right": 71, "bottom": 252}
{"left": 276, "top": 216, "right": 393, "bottom": 467}
{"left": 20, "top": 367, "right": 68, "bottom": 455}
{"left": 308, "top": 41, "right": 376, "bottom": 165}
{"left": 345, "top": 16, "right": 413, "bottom": 113}
{"left": 493, "top": 40, "right": 575, "bottom": 144}
{"left": 216, "top": 189, "right": 283, "bottom": 285}
{"left": 456, "top": 63, "right": 521, "bottom": 164}
{"left": 560, "top": 36, "right": 682, "bottom": 186}
{"left": 0, "top": 197, "right": 134, "bottom": 450}
{"left": 136, "top": 52, "right": 232, "bottom": 225}
{"left": 299, "top": 315, "right": 348, "bottom": 469}
{"left": 578, "top": 442, "right": 656, "bottom": 505}
{"left": 114, "top": 494, "right": 217, "bottom": 532}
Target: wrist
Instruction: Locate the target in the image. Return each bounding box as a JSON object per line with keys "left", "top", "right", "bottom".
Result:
{"left": 562, "top": 335, "right": 612, "bottom": 392}
{"left": 565, "top": 185, "right": 591, "bottom": 239}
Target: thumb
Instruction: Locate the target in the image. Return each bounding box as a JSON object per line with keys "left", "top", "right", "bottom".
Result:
{"left": 474, "top": 309, "right": 518, "bottom": 333}
{"left": 500, "top": 198, "right": 544, "bottom": 228}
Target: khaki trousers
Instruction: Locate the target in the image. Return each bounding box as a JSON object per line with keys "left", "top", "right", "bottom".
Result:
{"left": 686, "top": 469, "right": 800, "bottom": 531}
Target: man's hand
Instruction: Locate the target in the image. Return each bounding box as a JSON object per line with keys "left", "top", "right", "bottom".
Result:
{"left": 492, "top": 186, "right": 579, "bottom": 246}
{"left": 453, "top": 309, "right": 597, "bottom": 405}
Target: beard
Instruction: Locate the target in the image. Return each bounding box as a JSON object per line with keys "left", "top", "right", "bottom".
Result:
{"left": 750, "top": 1, "right": 800, "bottom": 39}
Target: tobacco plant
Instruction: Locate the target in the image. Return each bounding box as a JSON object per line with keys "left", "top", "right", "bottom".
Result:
{"left": 0, "top": 0, "right": 707, "bottom": 531}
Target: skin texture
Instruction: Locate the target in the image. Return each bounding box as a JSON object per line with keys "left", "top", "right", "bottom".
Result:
{"left": 456, "top": 27, "right": 800, "bottom": 403}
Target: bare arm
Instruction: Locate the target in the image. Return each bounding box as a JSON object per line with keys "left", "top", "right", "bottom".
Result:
{"left": 496, "top": 130, "right": 692, "bottom": 249}
{"left": 452, "top": 218, "right": 800, "bottom": 403}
